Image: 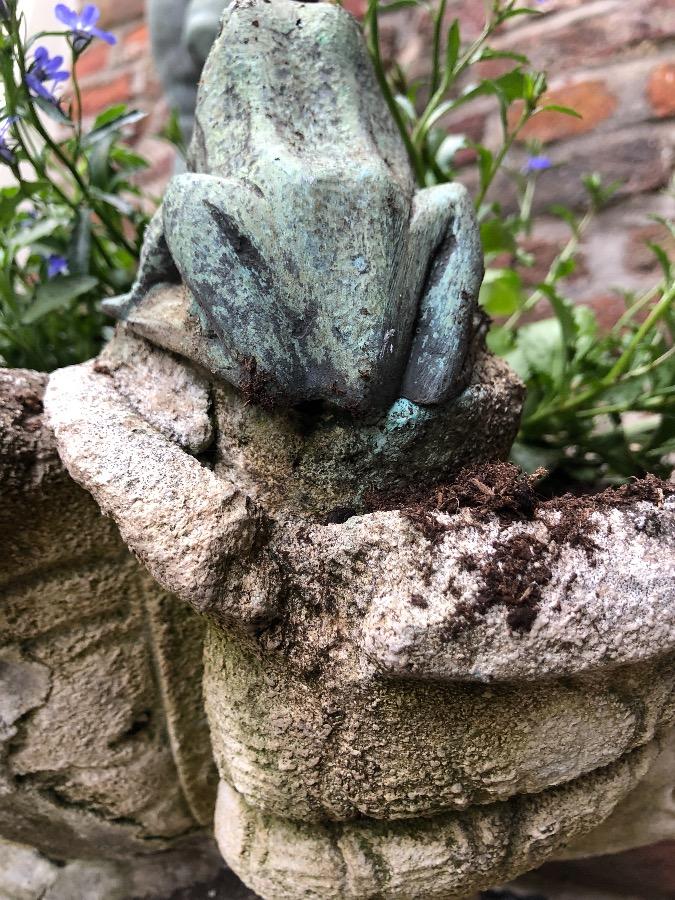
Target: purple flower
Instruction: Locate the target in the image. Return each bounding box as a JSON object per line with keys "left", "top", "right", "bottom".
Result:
{"left": 45, "top": 254, "right": 69, "bottom": 278}
{"left": 25, "top": 46, "right": 69, "bottom": 103}
{"left": 0, "top": 116, "right": 19, "bottom": 165}
{"left": 522, "top": 154, "right": 552, "bottom": 174}
{"left": 55, "top": 4, "right": 116, "bottom": 49}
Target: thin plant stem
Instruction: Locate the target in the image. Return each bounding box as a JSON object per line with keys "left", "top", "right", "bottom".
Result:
{"left": 429, "top": 0, "right": 447, "bottom": 96}
{"left": 503, "top": 209, "right": 593, "bottom": 331}
{"left": 366, "top": 0, "right": 426, "bottom": 184}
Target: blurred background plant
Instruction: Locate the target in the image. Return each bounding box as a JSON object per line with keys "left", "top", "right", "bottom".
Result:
{"left": 0, "top": 0, "right": 673, "bottom": 488}
{"left": 0, "top": 0, "right": 151, "bottom": 370}
{"left": 365, "top": 0, "right": 675, "bottom": 488}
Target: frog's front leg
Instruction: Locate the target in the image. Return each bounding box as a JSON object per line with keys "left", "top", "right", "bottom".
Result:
{"left": 401, "top": 183, "right": 483, "bottom": 405}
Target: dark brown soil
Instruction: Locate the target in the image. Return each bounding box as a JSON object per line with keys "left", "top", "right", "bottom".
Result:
{"left": 365, "top": 462, "right": 545, "bottom": 542}
{"left": 369, "top": 463, "right": 673, "bottom": 634}
{"left": 475, "top": 531, "right": 552, "bottom": 633}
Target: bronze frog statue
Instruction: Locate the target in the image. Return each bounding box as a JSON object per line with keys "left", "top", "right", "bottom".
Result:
{"left": 107, "top": 0, "right": 483, "bottom": 415}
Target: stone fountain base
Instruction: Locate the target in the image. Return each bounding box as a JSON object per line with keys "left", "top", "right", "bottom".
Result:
{"left": 1, "top": 342, "right": 674, "bottom": 899}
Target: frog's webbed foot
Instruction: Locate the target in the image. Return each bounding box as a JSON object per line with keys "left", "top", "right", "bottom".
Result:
{"left": 401, "top": 183, "right": 483, "bottom": 406}
{"left": 102, "top": 206, "right": 181, "bottom": 320}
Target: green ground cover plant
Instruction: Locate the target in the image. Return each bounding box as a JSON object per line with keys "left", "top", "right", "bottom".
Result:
{"left": 0, "top": 0, "right": 672, "bottom": 486}
{"left": 365, "top": 0, "right": 675, "bottom": 486}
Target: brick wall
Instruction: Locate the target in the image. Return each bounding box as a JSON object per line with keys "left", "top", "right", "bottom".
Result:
{"left": 79, "top": 0, "right": 675, "bottom": 319}
{"left": 374, "top": 0, "right": 675, "bottom": 322}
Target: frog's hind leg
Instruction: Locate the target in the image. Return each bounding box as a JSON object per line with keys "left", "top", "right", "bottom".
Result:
{"left": 101, "top": 205, "right": 181, "bottom": 320}
{"left": 400, "top": 183, "right": 483, "bottom": 406}
{"left": 160, "top": 173, "right": 303, "bottom": 401}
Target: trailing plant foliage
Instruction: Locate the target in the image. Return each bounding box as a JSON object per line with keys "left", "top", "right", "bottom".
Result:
{"left": 0, "top": 0, "right": 151, "bottom": 370}
{"left": 364, "top": 0, "right": 675, "bottom": 486}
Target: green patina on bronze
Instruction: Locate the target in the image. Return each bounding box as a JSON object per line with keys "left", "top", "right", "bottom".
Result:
{"left": 105, "top": 0, "right": 483, "bottom": 416}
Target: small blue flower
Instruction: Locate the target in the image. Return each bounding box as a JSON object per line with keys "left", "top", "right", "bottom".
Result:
{"left": 55, "top": 4, "right": 116, "bottom": 48}
{"left": 0, "top": 115, "right": 19, "bottom": 165}
{"left": 25, "top": 46, "right": 69, "bottom": 103}
{"left": 522, "top": 154, "right": 552, "bottom": 174}
{"left": 46, "top": 254, "right": 69, "bottom": 278}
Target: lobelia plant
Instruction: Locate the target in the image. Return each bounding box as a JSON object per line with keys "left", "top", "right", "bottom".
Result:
{"left": 0, "top": 0, "right": 151, "bottom": 370}
{"left": 364, "top": 0, "right": 675, "bottom": 487}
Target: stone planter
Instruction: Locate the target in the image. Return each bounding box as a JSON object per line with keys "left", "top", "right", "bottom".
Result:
{"left": 1, "top": 0, "right": 673, "bottom": 896}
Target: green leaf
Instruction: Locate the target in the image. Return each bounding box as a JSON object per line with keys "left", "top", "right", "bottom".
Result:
{"left": 435, "top": 133, "right": 465, "bottom": 170}
{"left": 22, "top": 275, "right": 99, "bottom": 323}
{"left": 501, "top": 7, "right": 541, "bottom": 18}
{"left": 552, "top": 257, "right": 576, "bottom": 279}
{"left": 475, "top": 144, "right": 494, "bottom": 195}
{"left": 479, "top": 268, "right": 523, "bottom": 316}
{"left": 511, "top": 317, "right": 564, "bottom": 382}
{"left": 10, "top": 217, "right": 62, "bottom": 250}
{"left": 379, "top": 0, "right": 419, "bottom": 10}
{"left": 0, "top": 186, "right": 22, "bottom": 224}
{"left": 33, "top": 96, "right": 73, "bottom": 127}
{"left": 88, "top": 132, "right": 116, "bottom": 188}
{"left": 493, "top": 70, "right": 528, "bottom": 103}
{"left": 395, "top": 94, "right": 417, "bottom": 123}
{"left": 109, "top": 146, "right": 149, "bottom": 172}
{"left": 598, "top": 378, "right": 644, "bottom": 408}
{"left": 445, "top": 20, "right": 460, "bottom": 74}
{"left": 539, "top": 103, "right": 582, "bottom": 118}
{"left": 426, "top": 80, "right": 497, "bottom": 127}
{"left": 93, "top": 104, "right": 127, "bottom": 129}
{"left": 67, "top": 207, "right": 92, "bottom": 276}
{"left": 572, "top": 304, "right": 598, "bottom": 360}
{"left": 480, "top": 218, "right": 517, "bottom": 256}
{"left": 486, "top": 325, "right": 516, "bottom": 356}
{"left": 510, "top": 441, "right": 562, "bottom": 474}
{"left": 549, "top": 204, "right": 580, "bottom": 234}
{"left": 82, "top": 109, "right": 146, "bottom": 148}
{"left": 159, "top": 108, "right": 186, "bottom": 154}
{"left": 89, "top": 187, "right": 134, "bottom": 216}
{"left": 538, "top": 284, "right": 576, "bottom": 361}
{"left": 477, "top": 48, "right": 528, "bottom": 65}
{"left": 647, "top": 241, "right": 672, "bottom": 281}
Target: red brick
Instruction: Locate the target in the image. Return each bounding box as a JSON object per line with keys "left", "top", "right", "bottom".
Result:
{"left": 626, "top": 222, "right": 675, "bottom": 273}
{"left": 493, "top": 0, "right": 675, "bottom": 75}
{"left": 519, "top": 236, "right": 587, "bottom": 287}
{"left": 342, "top": 0, "right": 366, "bottom": 18}
{"left": 97, "top": 0, "right": 144, "bottom": 28}
{"left": 79, "top": 74, "right": 133, "bottom": 116}
{"left": 583, "top": 293, "right": 628, "bottom": 330}
{"left": 75, "top": 41, "right": 110, "bottom": 79}
{"left": 648, "top": 62, "right": 675, "bottom": 118}
{"left": 512, "top": 80, "right": 617, "bottom": 144}
{"left": 123, "top": 22, "right": 149, "bottom": 52}
{"left": 486, "top": 128, "right": 672, "bottom": 215}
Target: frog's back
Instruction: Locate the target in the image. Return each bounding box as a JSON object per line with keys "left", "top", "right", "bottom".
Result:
{"left": 189, "top": 0, "right": 414, "bottom": 194}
